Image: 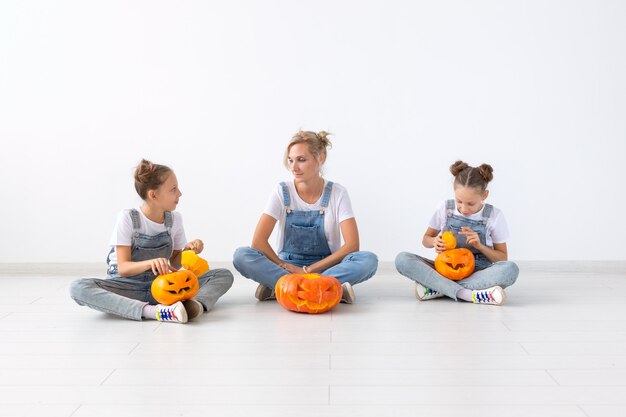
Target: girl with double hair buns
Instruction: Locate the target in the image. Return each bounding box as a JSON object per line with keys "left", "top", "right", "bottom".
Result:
{"left": 70, "top": 159, "right": 233, "bottom": 323}
{"left": 395, "top": 161, "right": 519, "bottom": 305}
{"left": 233, "top": 130, "right": 378, "bottom": 304}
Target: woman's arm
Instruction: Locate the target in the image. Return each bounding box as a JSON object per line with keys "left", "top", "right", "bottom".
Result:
{"left": 304, "top": 218, "right": 359, "bottom": 273}
{"left": 116, "top": 245, "right": 176, "bottom": 277}
{"left": 251, "top": 214, "right": 284, "bottom": 266}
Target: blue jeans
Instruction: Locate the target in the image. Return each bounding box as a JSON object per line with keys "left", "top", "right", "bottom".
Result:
{"left": 233, "top": 247, "right": 378, "bottom": 288}
{"left": 395, "top": 252, "right": 519, "bottom": 300}
{"left": 70, "top": 269, "right": 234, "bottom": 320}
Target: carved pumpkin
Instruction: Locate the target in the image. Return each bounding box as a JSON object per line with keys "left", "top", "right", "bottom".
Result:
{"left": 441, "top": 231, "right": 457, "bottom": 250}
{"left": 434, "top": 248, "right": 475, "bottom": 281}
{"left": 275, "top": 273, "right": 343, "bottom": 314}
{"left": 181, "top": 250, "right": 209, "bottom": 277}
{"left": 151, "top": 270, "right": 199, "bottom": 305}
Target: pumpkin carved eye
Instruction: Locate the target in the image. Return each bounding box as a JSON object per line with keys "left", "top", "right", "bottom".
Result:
{"left": 434, "top": 248, "right": 475, "bottom": 280}
{"left": 275, "top": 273, "right": 343, "bottom": 314}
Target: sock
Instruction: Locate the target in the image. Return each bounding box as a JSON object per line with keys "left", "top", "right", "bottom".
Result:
{"left": 142, "top": 304, "right": 157, "bottom": 320}
{"left": 456, "top": 288, "right": 474, "bottom": 302}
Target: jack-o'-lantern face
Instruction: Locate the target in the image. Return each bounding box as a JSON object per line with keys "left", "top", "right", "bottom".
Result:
{"left": 275, "top": 273, "right": 342, "bottom": 314}
{"left": 434, "top": 248, "right": 475, "bottom": 280}
{"left": 151, "top": 270, "right": 199, "bottom": 305}
{"left": 181, "top": 250, "right": 209, "bottom": 277}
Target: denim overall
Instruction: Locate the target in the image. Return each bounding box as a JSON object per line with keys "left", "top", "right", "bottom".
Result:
{"left": 443, "top": 199, "right": 493, "bottom": 271}
{"left": 278, "top": 181, "right": 334, "bottom": 267}
{"left": 106, "top": 209, "right": 173, "bottom": 281}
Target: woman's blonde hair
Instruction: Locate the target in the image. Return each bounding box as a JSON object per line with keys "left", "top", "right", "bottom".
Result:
{"left": 283, "top": 130, "right": 333, "bottom": 169}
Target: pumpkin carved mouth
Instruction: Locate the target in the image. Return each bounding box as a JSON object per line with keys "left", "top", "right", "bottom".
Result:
{"left": 445, "top": 263, "right": 468, "bottom": 271}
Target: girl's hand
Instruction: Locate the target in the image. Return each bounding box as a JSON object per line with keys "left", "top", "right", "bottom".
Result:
{"left": 150, "top": 258, "right": 178, "bottom": 276}
{"left": 433, "top": 235, "right": 447, "bottom": 253}
{"left": 185, "top": 239, "right": 204, "bottom": 254}
{"left": 460, "top": 227, "right": 481, "bottom": 249}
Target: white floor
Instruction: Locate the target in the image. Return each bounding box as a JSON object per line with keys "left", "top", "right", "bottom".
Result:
{"left": 1, "top": 262, "right": 626, "bottom": 417}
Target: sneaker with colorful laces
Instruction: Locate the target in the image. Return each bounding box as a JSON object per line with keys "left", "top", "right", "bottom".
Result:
{"left": 255, "top": 284, "right": 276, "bottom": 301}
{"left": 155, "top": 301, "right": 188, "bottom": 323}
{"left": 471, "top": 286, "right": 506, "bottom": 305}
{"left": 415, "top": 282, "right": 444, "bottom": 301}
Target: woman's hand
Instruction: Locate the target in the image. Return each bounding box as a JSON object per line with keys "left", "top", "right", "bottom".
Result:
{"left": 433, "top": 235, "right": 447, "bottom": 253}
{"left": 184, "top": 239, "right": 204, "bottom": 254}
{"left": 460, "top": 227, "right": 481, "bottom": 249}
{"left": 278, "top": 262, "right": 305, "bottom": 274}
{"left": 150, "top": 258, "right": 178, "bottom": 276}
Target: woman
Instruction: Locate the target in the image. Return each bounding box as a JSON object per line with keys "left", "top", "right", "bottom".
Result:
{"left": 233, "top": 130, "right": 377, "bottom": 304}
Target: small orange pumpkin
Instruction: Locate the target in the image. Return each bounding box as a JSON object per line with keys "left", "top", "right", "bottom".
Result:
{"left": 151, "top": 270, "right": 199, "bottom": 305}
{"left": 434, "top": 248, "right": 475, "bottom": 281}
{"left": 181, "top": 250, "right": 209, "bottom": 277}
{"left": 275, "top": 273, "right": 343, "bottom": 314}
{"left": 441, "top": 231, "right": 457, "bottom": 250}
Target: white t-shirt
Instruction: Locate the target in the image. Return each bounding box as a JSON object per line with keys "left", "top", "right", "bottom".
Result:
{"left": 263, "top": 180, "right": 355, "bottom": 253}
{"left": 107, "top": 208, "right": 187, "bottom": 266}
{"left": 428, "top": 200, "right": 510, "bottom": 247}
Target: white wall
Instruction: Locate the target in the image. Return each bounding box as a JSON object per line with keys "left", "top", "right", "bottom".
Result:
{"left": 1, "top": 0, "right": 624, "bottom": 263}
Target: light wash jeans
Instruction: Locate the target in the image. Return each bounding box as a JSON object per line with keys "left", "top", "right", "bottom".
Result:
{"left": 70, "top": 269, "right": 234, "bottom": 321}
{"left": 233, "top": 247, "right": 378, "bottom": 288}
{"left": 395, "top": 252, "right": 519, "bottom": 300}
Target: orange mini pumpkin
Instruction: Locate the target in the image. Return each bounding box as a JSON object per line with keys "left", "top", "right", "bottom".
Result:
{"left": 151, "top": 270, "right": 199, "bottom": 305}
{"left": 181, "top": 250, "right": 209, "bottom": 277}
{"left": 275, "top": 273, "right": 343, "bottom": 314}
{"left": 441, "top": 231, "right": 457, "bottom": 250}
{"left": 434, "top": 248, "right": 475, "bottom": 281}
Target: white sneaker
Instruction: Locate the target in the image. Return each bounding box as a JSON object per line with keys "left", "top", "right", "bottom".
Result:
{"left": 340, "top": 282, "right": 355, "bottom": 304}
{"left": 471, "top": 286, "right": 506, "bottom": 305}
{"left": 155, "top": 301, "right": 188, "bottom": 323}
{"left": 255, "top": 284, "right": 276, "bottom": 301}
{"left": 182, "top": 299, "right": 204, "bottom": 321}
{"left": 415, "top": 282, "right": 444, "bottom": 301}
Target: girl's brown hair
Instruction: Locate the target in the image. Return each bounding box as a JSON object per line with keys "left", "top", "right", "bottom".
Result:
{"left": 450, "top": 160, "right": 494, "bottom": 193}
{"left": 134, "top": 159, "right": 172, "bottom": 200}
{"left": 283, "top": 130, "right": 333, "bottom": 169}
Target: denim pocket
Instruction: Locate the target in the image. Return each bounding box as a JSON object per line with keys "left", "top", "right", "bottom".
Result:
{"left": 284, "top": 224, "right": 320, "bottom": 254}
{"left": 131, "top": 243, "right": 171, "bottom": 262}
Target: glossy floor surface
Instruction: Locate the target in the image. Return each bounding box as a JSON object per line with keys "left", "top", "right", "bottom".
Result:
{"left": 1, "top": 262, "right": 625, "bottom": 417}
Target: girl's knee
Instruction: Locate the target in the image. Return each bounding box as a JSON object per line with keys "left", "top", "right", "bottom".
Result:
{"left": 394, "top": 252, "right": 414, "bottom": 271}
{"left": 69, "top": 278, "right": 94, "bottom": 302}
{"left": 496, "top": 261, "right": 519, "bottom": 286}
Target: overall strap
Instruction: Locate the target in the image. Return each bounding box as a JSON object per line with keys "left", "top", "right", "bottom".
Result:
{"left": 445, "top": 199, "right": 455, "bottom": 217}
{"left": 129, "top": 209, "right": 141, "bottom": 231}
{"left": 481, "top": 204, "right": 493, "bottom": 225}
{"left": 129, "top": 209, "right": 141, "bottom": 247}
{"left": 280, "top": 182, "right": 292, "bottom": 213}
{"left": 164, "top": 211, "right": 173, "bottom": 233}
{"left": 319, "top": 181, "right": 334, "bottom": 213}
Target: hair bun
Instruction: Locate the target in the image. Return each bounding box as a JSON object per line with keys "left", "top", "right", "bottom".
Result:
{"left": 477, "top": 163, "right": 494, "bottom": 183}
{"left": 449, "top": 160, "right": 470, "bottom": 176}
{"left": 317, "top": 131, "right": 332, "bottom": 149}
